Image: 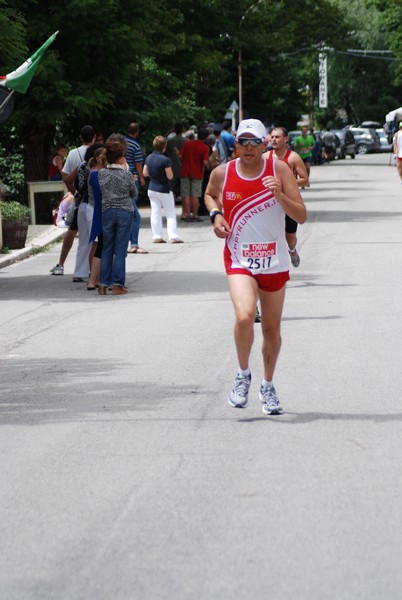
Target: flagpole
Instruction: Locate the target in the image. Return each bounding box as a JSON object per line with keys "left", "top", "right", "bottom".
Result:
{"left": 0, "top": 89, "right": 14, "bottom": 111}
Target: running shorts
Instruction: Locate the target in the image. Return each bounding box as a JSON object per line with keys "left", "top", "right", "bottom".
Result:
{"left": 227, "top": 269, "right": 289, "bottom": 292}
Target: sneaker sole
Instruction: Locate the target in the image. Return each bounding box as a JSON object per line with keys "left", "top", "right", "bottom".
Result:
{"left": 262, "top": 404, "right": 283, "bottom": 415}
{"left": 228, "top": 397, "right": 248, "bottom": 409}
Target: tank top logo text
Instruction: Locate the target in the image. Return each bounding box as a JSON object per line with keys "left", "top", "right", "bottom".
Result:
{"left": 225, "top": 191, "right": 243, "bottom": 201}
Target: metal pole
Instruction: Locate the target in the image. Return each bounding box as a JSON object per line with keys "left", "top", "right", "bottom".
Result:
{"left": 238, "top": 47, "right": 243, "bottom": 122}
{"left": 0, "top": 89, "right": 14, "bottom": 112}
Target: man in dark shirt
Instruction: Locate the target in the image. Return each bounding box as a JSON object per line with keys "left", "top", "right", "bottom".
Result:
{"left": 124, "top": 122, "right": 148, "bottom": 253}
{"left": 166, "top": 123, "right": 186, "bottom": 203}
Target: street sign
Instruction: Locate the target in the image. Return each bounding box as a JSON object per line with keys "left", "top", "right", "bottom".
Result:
{"left": 224, "top": 100, "right": 239, "bottom": 120}
{"left": 319, "top": 53, "right": 327, "bottom": 109}
{"left": 225, "top": 101, "right": 239, "bottom": 130}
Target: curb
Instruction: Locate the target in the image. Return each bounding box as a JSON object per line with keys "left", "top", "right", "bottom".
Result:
{"left": 0, "top": 227, "right": 67, "bottom": 270}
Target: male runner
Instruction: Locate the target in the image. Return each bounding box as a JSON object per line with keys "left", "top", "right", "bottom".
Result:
{"left": 264, "top": 126, "right": 308, "bottom": 267}
{"left": 205, "top": 119, "right": 306, "bottom": 415}
{"left": 294, "top": 126, "right": 315, "bottom": 179}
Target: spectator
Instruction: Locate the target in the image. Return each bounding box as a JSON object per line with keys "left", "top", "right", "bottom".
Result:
{"left": 220, "top": 120, "right": 235, "bottom": 156}
{"left": 87, "top": 147, "right": 108, "bottom": 290}
{"left": 98, "top": 136, "right": 136, "bottom": 295}
{"left": 54, "top": 192, "right": 74, "bottom": 227}
{"left": 72, "top": 144, "right": 105, "bottom": 283}
{"left": 48, "top": 143, "right": 67, "bottom": 181}
{"left": 178, "top": 127, "right": 210, "bottom": 222}
{"left": 49, "top": 125, "right": 96, "bottom": 277}
{"left": 211, "top": 124, "right": 230, "bottom": 166}
{"left": 165, "top": 122, "right": 187, "bottom": 204}
{"left": 124, "top": 122, "right": 148, "bottom": 254}
{"left": 144, "top": 135, "right": 183, "bottom": 244}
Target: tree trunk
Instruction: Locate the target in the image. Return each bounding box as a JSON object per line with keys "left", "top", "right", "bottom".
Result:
{"left": 21, "top": 124, "right": 55, "bottom": 200}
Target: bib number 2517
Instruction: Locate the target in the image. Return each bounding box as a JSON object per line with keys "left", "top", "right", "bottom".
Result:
{"left": 241, "top": 241, "right": 278, "bottom": 272}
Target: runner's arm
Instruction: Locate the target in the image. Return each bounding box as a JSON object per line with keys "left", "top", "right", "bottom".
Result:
{"left": 204, "top": 165, "right": 231, "bottom": 238}
{"left": 290, "top": 152, "right": 309, "bottom": 187}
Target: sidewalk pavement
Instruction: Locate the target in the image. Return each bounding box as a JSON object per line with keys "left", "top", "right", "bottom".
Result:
{"left": 0, "top": 205, "right": 157, "bottom": 270}
{"left": 0, "top": 224, "right": 67, "bottom": 270}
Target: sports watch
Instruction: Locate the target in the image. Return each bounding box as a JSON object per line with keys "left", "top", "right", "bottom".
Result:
{"left": 209, "top": 208, "right": 223, "bottom": 224}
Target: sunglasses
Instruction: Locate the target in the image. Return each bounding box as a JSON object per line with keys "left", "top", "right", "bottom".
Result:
{"left": 236, "top": 137, "right": 264, "bottom": 147}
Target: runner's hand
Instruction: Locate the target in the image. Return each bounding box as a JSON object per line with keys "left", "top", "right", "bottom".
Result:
{"left": 213, "top": 214, "right": 231, "bottom": 238}
{"left": 262, "top": 175, "right": 282, "bottom": 197}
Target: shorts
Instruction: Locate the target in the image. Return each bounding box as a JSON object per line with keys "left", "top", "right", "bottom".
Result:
{"left": 227, "top": 269, "right": 290, "bottom": 292}
{"left": 180, "top": 176, "right": 202, "bottom": 198}
{"left": 302, "top": 156, "right": 313, "bottom": 164}
{"left": 285, "top": 214, "right": 298, "bottom": 234}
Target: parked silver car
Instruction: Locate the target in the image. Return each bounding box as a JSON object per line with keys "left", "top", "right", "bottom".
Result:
{"left": 349, "top": 127, "right": 381, "bottom": 154}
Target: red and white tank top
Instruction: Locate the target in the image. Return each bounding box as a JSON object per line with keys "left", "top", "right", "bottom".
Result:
{"left": 222, "top": 158, "right": 289, "bottom": 274}
{"left": 266, "top": 149, "right": 298, "bottom": 178}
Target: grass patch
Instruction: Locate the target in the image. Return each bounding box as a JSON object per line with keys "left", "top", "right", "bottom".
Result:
{"left": 31, "top": 245, "right": 50, "bottom": 255}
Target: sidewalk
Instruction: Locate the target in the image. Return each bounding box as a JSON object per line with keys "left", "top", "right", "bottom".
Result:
{"left": 0, "top": 224, "right": 67, "bottom": 270}
{"left": 0, "top": 205, "right": 156, "bottom": 270}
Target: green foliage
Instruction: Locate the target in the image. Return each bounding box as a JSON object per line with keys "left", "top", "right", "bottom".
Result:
{"left": 0, "top": 0, "right": 26, "bottom": 71}
{"left": 1, "top": 0, "right": 402, "bottom": 183}
{"left": 376, "top": 0, "right": 402, "bottom": 85}
{"left": 311, "top": 0, "right": 402, "bottom": 125}
{"left": 0, "top": 199, "right": 30, "bottom": 218}
{"left": 0, "top": 128, "right": 25, "bottom": 201}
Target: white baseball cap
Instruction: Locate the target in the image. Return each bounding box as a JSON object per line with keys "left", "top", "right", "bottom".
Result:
{"left": 236, "top": 119, "right": 267, "bottom": 140}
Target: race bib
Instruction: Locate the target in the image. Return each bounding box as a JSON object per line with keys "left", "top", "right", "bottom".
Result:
{"left": 240, "top": 241, "right": 279, "bottom": 272}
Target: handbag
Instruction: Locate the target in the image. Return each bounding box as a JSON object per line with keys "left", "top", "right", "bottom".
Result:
{"left": 64, "top": 202, "right": 77, "bottom": 226}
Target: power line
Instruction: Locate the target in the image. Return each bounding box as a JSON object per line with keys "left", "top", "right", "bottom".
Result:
{"left": 279, "top": 47, "right": 397, "bottom": 61}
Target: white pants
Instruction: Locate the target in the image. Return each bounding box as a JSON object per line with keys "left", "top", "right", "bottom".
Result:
{"left": 74, "top": 202, "right": 93, "bottom": 278}
{"left": 148, "top": 190, "right": 180, "bottom": 240}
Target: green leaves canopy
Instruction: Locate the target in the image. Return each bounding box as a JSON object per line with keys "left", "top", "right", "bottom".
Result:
{"left": 0, "top": 0, "right": 401, "bottom": 180}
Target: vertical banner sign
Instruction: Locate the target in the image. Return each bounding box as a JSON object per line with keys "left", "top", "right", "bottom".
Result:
{"left": 319, "top": 53, "right": 327, "bottom": 108}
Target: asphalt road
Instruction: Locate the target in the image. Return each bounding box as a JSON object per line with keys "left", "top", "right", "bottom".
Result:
{"left": 1, "top": 153, "right": 402, "bottom": 600}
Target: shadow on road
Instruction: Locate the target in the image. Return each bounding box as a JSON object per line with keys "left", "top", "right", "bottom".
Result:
{"left": 0, "top": 270, "right": 228, "bottom": 302}
{"left": 238, "top": 411, "right": 402, "bottom": 424}
{"left": 0, "top": 358, "right": 213, "bottom": 426}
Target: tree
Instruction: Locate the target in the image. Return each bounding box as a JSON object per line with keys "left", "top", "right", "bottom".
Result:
{"left": 2, "top": 0, "right": 398, "bottom": 194}
{"left": 0, "top": 0, "right": 26, "bottom": 72}
{"left": 313, "top": 0, "right": 402, "bottom": 126}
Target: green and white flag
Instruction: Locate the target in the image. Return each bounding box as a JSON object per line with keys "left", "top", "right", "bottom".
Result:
{"left": 0, "top": 31, "right": 58, "bottom": 94}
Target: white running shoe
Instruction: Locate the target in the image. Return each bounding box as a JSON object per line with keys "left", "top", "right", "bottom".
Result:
{"left": 289, "top": 248, "right": 300, "bottom": 267}
{"left": 259, "top": 384, "right": 283, "bottom": 415}
{"left": 49, "top": 264, "right": 64, "bottom": 275}
{"left": 228, "top": 373, "right": 251, "bottom": 408}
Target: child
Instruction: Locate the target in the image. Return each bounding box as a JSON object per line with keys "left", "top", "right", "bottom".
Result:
{"left": 48, "top": 143, "right": 68, "bottom": 181}
{"left": 54, "top": 192, "right": 74, "bottom": 227}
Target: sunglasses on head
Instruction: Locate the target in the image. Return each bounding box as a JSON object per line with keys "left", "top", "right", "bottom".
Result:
{"left": 236, "top": 137, "right": 264, "bottom": 147}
